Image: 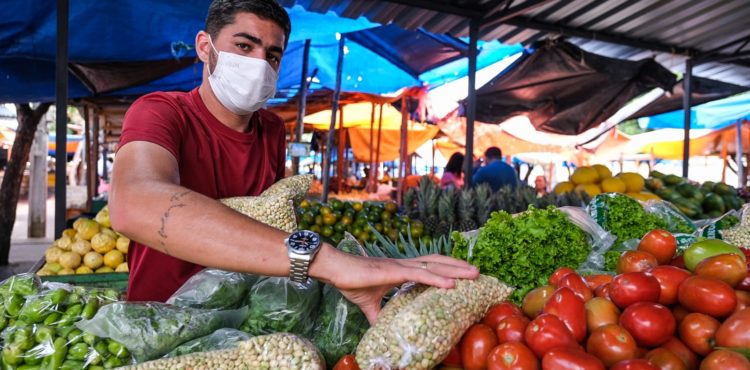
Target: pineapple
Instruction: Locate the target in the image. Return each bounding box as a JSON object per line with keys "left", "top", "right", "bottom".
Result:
{"left": 404, "top": 187, "right": 418, "bottom": 219}
{"left": 457, "top": 188, "right": 478, "bottom": 232}
{"left": 475, "top": 184, "right": 494, "bottom": 225}
{"left": 435, "top": 189, "right": 457, "bottom": 236}
{"left": 417, "top": 177, "right": 440, "bottom": 235}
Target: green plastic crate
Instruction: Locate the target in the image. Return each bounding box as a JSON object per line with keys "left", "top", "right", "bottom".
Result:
{"left": 31, "top": 258, "right": 129, "bottom": 292}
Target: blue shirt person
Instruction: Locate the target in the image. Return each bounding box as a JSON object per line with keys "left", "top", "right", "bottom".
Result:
{"left": 472, "top": 147, "right": 519, "bottom": 192}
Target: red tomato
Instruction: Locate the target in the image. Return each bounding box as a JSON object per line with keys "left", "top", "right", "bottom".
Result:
{"left": 738, "top": 275, "right": 750, "bottom": 292}
{"left": 610, "top": 359, "right": 660, "bottom": 370}
{"left": 595, "top": 283, "right": 612, "bottom": 299}
{"left": 699, "top": 350, "right": 750, "bottom": 370}
{"left": 495, "top": 316, "right": 530, "bottom": 344}
{"left": 524, "top": 313, "right": 579, "bottom": 358}
{"left": 646, "top": 265, "right": 692, "bottom": 305}
{"left": 543, "top": 287, "right": 587, "bottom": 342}
{"left": 694, "top": 253, "right": 748, "bottom": 288}
{"left": 558, "top": 273, "right": 594, "bottom": 302}
{"left": 662, "top": 337, "right": 700, "bottom": 370}
{"left": 522, "top": 285, "right": 555, "bottom": 319}
{"left": 586, "top": 324, "right": 639, "bottom": 367}
{"left": 672, "top": 306, "right": 691, "bottom": 326}
{"left": 585, "top": 297, "right": 620, "bottom": 332}
{"left": 442, "top": 344, "right": 462, "bottom": 367}
{"left": 549, "top": 267, "right": 577, "bottom": 286}
{"left": 487, "top": 342, "right": 540, "bottom": 370}
{"left": 333, "top": 354, "right": 360, "bottom": 370}
{"left": 645, "top": 348, "right": 688, "bottom": 370}
{"left": 736, "top": 290, "right": 750, "bottom": 312}
{"left": 639, "top": 229, "right": 677, "bottom": 265}
{"left": 585, "top": 274, "right": 614, "bottom": 291}
{"left": 610, "top": 272, "right": 661, "bottom": 308}
{"left": 461, "top": 324, "right": 499, "bottom": 370}
{"left": 618, "top": 250, "right": 660, "bottom": 274}
{"left": 620, "top": 302, "right": 676, "bottom": 347}
{"left": 542, "top": 347, "right": 605, "bottom": 370}
{"left": 483, "top": 302, "right": 525, "bottom": 329}
{"left": 678, "top": 313, "right": 720, "bottom": 356}
{"left": 678, "top": 276, "right": 737, "bottom": 318}
{"left": 671, "top": 255, "right": 687, "bottom": 270}
{"left": 715, "top": 308, "right": 750, "bottom": 349}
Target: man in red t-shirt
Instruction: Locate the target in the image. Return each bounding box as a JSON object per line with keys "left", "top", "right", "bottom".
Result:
{"left": 110, "top": 0, "right": 477, "bottom": 322}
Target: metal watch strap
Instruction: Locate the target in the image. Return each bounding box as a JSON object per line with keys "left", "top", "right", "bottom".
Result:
{"left": 289, "top": 256, "right": 310, "bottom": 283}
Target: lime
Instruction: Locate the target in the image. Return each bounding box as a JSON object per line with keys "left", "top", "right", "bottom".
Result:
{"left": 321, "top": 225, "right": 335, "bottom": 238}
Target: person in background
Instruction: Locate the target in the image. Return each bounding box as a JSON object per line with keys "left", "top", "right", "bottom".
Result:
{"left": 472, "top": 147, "right": 519, "bottom": 192}
{"left": 534, "top": 175, "right": 548, "bottom": 197}
{"left": 440, "top": 152, "right": 464, "bottom": 190}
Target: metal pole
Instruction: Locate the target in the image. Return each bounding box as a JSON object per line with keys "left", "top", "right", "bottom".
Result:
{"left": 292, "top": 39, "right": 311, "bottom": 175}
{"left": 737, "top": 119, "right": 744, "bottom": 188}
{"left": 374, "top": 104, "right": 384, "bottom": 184}
{"left": 93, "top": 112, "right": 101, "bottom": 196}
{"left": 321, "top": 35, "right": 345, "bottom": 203}
{"left": 397, "top": 96, "right": 408, "bottom": 205}
{"left": 464, "top": 18, "right": 479, "bottom": 187}
{"left": 83, "top": 106, "right": 92, "bottom": 210}
{"left": 28, "top": 121, "right": 48, "bottom": 238}
{"left": 337, "top": 108, "right": 345, "bottom": 194}
{"left": 54, "top": 0, "right": 69, "bottom": 237}
{"left": 368, "top": 102, "right": 375, "bottom": 192}
{"left": 682, "top": 59, "right": 693, "bottom": 178}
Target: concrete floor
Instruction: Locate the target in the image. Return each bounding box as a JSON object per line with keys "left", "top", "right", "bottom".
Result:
{"left": 2, "top": 196, "right": 56, "bottom": 279}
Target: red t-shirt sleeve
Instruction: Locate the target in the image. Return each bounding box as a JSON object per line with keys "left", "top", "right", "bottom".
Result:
{"left": 118, "top": 93, "right": 184, "bottom": 159}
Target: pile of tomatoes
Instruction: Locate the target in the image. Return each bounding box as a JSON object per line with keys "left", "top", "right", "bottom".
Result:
{"left": 441, "top": 229, "right": 750, "bottom": 370}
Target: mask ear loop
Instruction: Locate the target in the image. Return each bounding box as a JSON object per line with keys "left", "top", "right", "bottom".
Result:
{"left": 207, "top": 34, "right": 220, "bottom": 77}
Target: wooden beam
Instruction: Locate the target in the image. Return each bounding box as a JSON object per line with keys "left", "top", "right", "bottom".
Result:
{"left": 383, "top": 0, "right": 484, "bottom": 18}
{"left": 482, "top": 0, "right": 555, "bottom": 27}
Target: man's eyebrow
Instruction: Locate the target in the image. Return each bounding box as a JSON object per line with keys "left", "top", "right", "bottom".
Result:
{"left": 233, "top": 32, "right": 284, "bottom": 54}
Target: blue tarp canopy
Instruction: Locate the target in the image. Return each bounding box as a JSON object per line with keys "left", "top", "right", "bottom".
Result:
{"left": 0, "top": 1, "right": 522, "bottom": 103}
{"left": 640, "top": 92, "right": 750, "bottom": 130}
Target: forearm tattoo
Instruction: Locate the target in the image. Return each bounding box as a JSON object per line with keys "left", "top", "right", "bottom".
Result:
{"left": 158, "top": 190, "right": 190, "bottom": 255}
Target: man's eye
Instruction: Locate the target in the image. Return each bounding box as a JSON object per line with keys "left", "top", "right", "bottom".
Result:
{"left": 268, "top": 55, "right": 280, "bottom": 65}
{"left": 236, "top": 43, "right": 251, "bottom": 51}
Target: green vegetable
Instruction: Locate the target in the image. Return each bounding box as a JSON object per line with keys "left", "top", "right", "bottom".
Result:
{"left": 167, "top": 269, "right": 257, "bottom": 310}
{"left": 589, "top": 194, "right": 666, "bottom": 244}
{"left": 165, "top": 328, "right": 250, "bottom": 358}
{"left": 59, "top": 360, "right": 84, "bottom": 370}
{"left": 452, "top": 206, "right": 590, "bottom": 303}
{"left": 312, "top": 284, "right": 369, "bottom": 365}
{"left": 81, "top": 299, "right": 98, "bottom": 320}
{"left": 17, "top": 365, "right": 41, "bottom": 370}
{"left": 57, "top": 304, "right": 82, "bottom": 327}
{"left": 107, "top": 340, "right": 129, "bottom": 359}
{"left": 18, "top": 290, "right": 65, "bottom": 324}
{"left": 3, "top": 343, "right": 24, "bottom": 366}
{"left": 0, "top": 275, "right": 38, "bottom": 297}
{"left": 66, "top": 329, "right": 83, "bottom": 345}
{"left": 103, "top": 356, "right": 123, "bottom": 369}
{"left": 33, "top": 325, "right": 55, "bottom": 344}
{"left": 82, "top": 332, "right": 97, "bottom": 346}
{"left": 42, "top": 337, "right": 67, "bottom": 370}
{"left": 240, "top": 277, "right": 321, "bottom": 336}
{"left": 5, "top": 294, "right": 25, "bottom": 318}
{"left": 43, "top": 313, "right": 61, "bottom": 326}
{"left": 684, "top": 239, "right": 746, "bottom": 271}
{"left": 67, "top": 342, "right": 89, "bottom": 361}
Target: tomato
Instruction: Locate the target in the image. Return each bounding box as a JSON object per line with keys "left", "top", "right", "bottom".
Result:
{"left": 662, "top": 337, "right": 700, "bottom": 370}
{"left": 495, "top": 316, "right": 530, "bottom": 344}
{"left": 483, "top": 302, "right": 525, "bottom": 329}
{"left": 558, "top": 273, "right": 594, "bottom": 302}
{"left": 610, "top": 359, "right": 660, "bottom": 370}
{"left": 461, "top": 324, "right": 499, "bottom": 370}
{"left": 678, "top": 276, "right": 737, "bottom": 318}
{"left": 645, "top": 348, "right": 688, "bottom": 370}
{"left": 736, "top": 290, "right": 750, "bottom": 312}
{"left": 586, "top": 324, "right": 639, "bottom": 367}
{"left": 543, "top": 287, "right": 587, "bottom": 342}
{"left": 672, "top": 306, "right": 691, "bottom": 326}
{"left": 333, "top": 354, "right": 360, "bottom": 370}
{"left": 639, "top": 229, "right": 677, "bottom": 265}
{"left": 715, "top": 308, "right": 750, "bottom": 348}
{"left": 678, "top": 313, "right": 720, "bottom": 356}
{"left": 522, "top": 285, "right": 555, "bottom": 319}
{"left": 585, "top": 274, "right": 614, "bottom": 291}
{"left": 694, "top": 253, "right": 748, "bottom": 288}
{"left": 595, "top": 283, "right": 612, "bottom": 299}
{"left": 671, "top": 255, "right": 688, "bottom": 270}
{"left": 487, "top": 342, "right": 539, "bottom": 370}
{"left": 646, "top": 265, "right": 692, "bottom": 305}
{"left": 541, "top": 347, "right": 604, "bottom": 370}
{"left": 610, "top": 272, "right": 661, "bottom": 308}
{"left": 524, "top": 313, "right": 579, "bottom": 358}
{"left": 549, "top": 267, "right": 577, "bottom": 286}
{"left": 442, "top": 344, "right": 462, "bottom": 367}
{"left": 738, "top": 275, "right": 750, "bottom": 292}
{"left": 618, "top": 250, "right": 660, "bottom": 274}
{"left": 699, "top": 349, "right": 750, "bottom": 370}
{"left": 620, "top": 302, "right": 676, "bottom": 347}
{"left": 585, "top": 297, "right": 620, "bottom": 332}
{"left": 683, "top": 239, "right": 746, "bottom": 272}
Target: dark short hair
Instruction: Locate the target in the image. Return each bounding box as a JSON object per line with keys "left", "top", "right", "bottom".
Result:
{"left": 445, "top": 152, "right": 464, "bottom": 175}
{"left": 205, "top": 0, "right": 292, "bottom": 46}
{"left": 485, "top": 147, "right": 503, "bottom": 160}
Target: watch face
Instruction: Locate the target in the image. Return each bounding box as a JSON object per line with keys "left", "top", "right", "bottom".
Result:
{"left": 288, "top": 230, "right": 320, "bottom": 253}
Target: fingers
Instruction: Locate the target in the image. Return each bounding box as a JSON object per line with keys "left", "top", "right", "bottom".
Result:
{"left": 406, "top": 260, "right": 480, "bottom": 280}
{"left": 358, "top": 300, "right": 382, "bottom": 325}
{"left": 412, "top": 254, "right": 478, "bottom": 270}
{"left": 400, "top": 267, "right": 457, "bottom": 289}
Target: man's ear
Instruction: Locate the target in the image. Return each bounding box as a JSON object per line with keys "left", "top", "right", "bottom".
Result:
{"left": 195, "top": 31, "right": 211, "bottom": 64}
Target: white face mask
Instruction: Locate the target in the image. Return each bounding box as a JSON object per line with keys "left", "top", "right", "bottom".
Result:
{"left": 207, "top": 37, "right": 278, "bottom": 115}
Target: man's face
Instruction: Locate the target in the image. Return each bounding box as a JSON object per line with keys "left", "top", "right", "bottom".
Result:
{"left": 197, "top": 12, "right": 286, "bottom": 74}
{"left": 535, "top": 176, "right": 546, "bottom": 189}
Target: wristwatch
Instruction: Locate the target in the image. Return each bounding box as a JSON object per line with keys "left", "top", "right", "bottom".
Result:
{"left": 285, "top": 230, "right": 322, "bottom": 284}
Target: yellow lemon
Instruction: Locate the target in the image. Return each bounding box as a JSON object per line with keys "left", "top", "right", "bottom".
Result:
{"left": 94, "top": 206, "right": 111, "bottom": 228}
{"left": 91, "top": 233, "right": 116, "bottom": 254}
{"left": 59, "top": 252, "right": 82, "bottom": 269}
{"left": 83, "top": 251, "right": 104, "bottom": 269}
{"left": 115, "top": 263, "right": 129, "bottom": 273}
{"left": 75, "top": 218, "right": 100, "bottom": 241}
{"left": 62, "top": 228, "right": 77, "bottom": 238}
{"left": 618, "top": 172, "right": 645, "bottom": 193}
{"left": 592, "top": 164, "right": 612, "bottom": 180}
{"left": 76, "top": 266, "right": 94, "bottom": 274}
{"left": 553, "top": 181, "right": 576, "bottom": 195}
{"left": 71, "top": 240, "right": 92, "bottom": 256}
{"left": 45, "top": 262, "right": 63, "bottom": 274}
{"left": 95, "top": 266, "right": 114, "bottom": 274}
{"left": 55, "top": 235, "right": 73, "bottom": 251}
{"left": 570, "top": 167, "right": 599, "bottom": 185}
{"left": 59, "top": 268, "right": 75, "bottom": 275}
{"left": 575, "top": 183, "right": 602, "bottom": 198}
{"left": 600, "top": 177, "right": 627, "bottom": 193}
{"left": 45, "top": 246, "right": 64, "bottom": 264}
{"left": 103, "top": 250, "right": 125, "bottom": 269}
{"left": 116, "top": 236, "right": 130, "bottom": 254}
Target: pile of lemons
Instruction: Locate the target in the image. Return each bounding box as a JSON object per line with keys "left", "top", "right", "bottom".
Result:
{"left": 38, "top": 206, "right": 129, "bottom": 276}
{"left": 554, "top": 165, "right": 660, "bottom": 201}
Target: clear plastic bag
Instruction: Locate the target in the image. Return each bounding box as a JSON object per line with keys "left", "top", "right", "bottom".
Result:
{"left": 220, "top": 196, "right": 298, "bottom": 232}
{"left": 166, "top": 268, "right": 257, "bottom": 309}
{"left": 260, "top": 174, "right": 314, "bottom": 204}
{"left": 643, "top": 200, "right": 697, "bottom": 235}
{"left": 559, "top": 206, "right": 616, "bottom": 272}
{"left": 165, "top": 328, "right": 251, "bottom": 358}
{"left": 75, "top": 301, "right": 247, "bottom": 362}
{"left": 239, "top": 276, "right": 322, "bottom": 337}
{"left": 697, "top": 209, "right": 741, "bottom": 239}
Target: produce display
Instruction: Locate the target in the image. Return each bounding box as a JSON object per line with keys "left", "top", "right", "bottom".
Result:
{"left": 554, "top": 165, "right": 659, "bottom": 201}
{"left": 646, "top": 171, "right": 744, "bottom": 219}
{"left": 39, "top": 206, "right": 129, "bottom": 276}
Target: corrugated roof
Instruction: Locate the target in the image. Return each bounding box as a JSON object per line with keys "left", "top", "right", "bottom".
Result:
{"left": 286, "top": 0, "right": 750, "bottom": 86}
